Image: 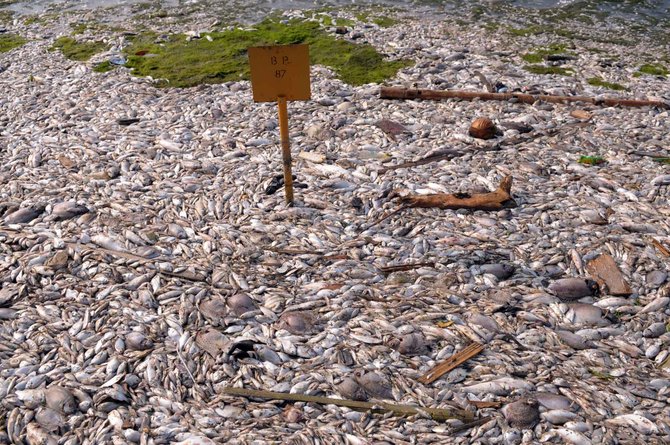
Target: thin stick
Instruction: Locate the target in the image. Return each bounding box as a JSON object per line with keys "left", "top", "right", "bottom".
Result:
{"left": 368, "top": 206, "right": 407, "bottom": 228}
{"left": 418, "top": 342, "right": 485, "bottom": 384}
{"left": 380, "top": 262, "right": 436, "bottom": 274}
{"left": 380, "top": 87, "right": 670, "bottom": 109}
{"left": 277, "top": 96, "right": 294, "bottom": 205}
{"left": 380, "top": 149, "right": 465, "bottom": 172}
{"left": 651, "top": 239, "right": 670, "bottom": 257}
{"left": 221, "top": 386, "right": 473, "bottom": 421}
{"left": 450, "top": 416, "right": 493, "bottom": 434}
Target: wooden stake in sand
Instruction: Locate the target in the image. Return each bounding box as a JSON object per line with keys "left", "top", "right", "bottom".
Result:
{"left": 248, "top": 44, "right": 311, "bottom": 205}
{"left": 380, "top": 87, "right": 669, "bottom": 109}
{"left": 221, "top": 386, "right": 474, "bottom": 421}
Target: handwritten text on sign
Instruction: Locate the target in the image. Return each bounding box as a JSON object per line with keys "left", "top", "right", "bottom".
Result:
{"left": 248, "top": 44, "right": 311, "bottom": 102}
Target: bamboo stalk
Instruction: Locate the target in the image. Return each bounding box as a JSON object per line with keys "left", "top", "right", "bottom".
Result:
{"left": 221, "top": 387, "right": 473, "bottom": 421}
{"left": 418, "top": 342, "right": 485, "bottom": 384}
{"left": 380, "top": 87, "right": 669, "bottom": 109}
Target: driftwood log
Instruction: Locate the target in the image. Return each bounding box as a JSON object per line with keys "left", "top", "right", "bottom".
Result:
{"left": 400, "top": 176, "right": 517, "bottom": 211}
{"left": 380, "top": 87, "right": 670, "bottom": 109}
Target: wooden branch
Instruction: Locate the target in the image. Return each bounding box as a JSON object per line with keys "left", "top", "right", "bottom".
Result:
{"left": 418, "top": 342, "right": 484, "bottom": 384}
{"left": 380, "top": 87, "right": 670, "bottom": 109}
{"left": 221, "top": 386, "right": 473, "bottom": 421}
{"left": 400, "top": 176, "right": 517, "bottom": 211}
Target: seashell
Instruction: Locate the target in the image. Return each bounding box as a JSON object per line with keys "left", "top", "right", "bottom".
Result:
{"left": 227, "top": 293, "right": 256, "bottom": 316}
{"left": 469, "top": 117, "right": 496, "bottom": 139}
{"left": 549, "top": 278, "right": 599, "bottom": 300}
{"left": 502, "top": 398, "right": 540, "bottom": 429}
{"left": 125, "top": 332, "right": 153, "bottom": 351}
{"left": 337, "top": 378, "right": 368, "bottom": 401}
{"left": 45, "top": 386, "right": 76, "bottom": 415}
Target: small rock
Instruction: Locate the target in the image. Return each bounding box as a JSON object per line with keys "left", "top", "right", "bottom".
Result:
{"left": 335, "top": 26, "right": 348, "bottom": 34}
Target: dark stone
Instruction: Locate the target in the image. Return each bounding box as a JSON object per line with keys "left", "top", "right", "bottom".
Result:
{"left": 117, "top": 118, "right": 140, "bottom": 126}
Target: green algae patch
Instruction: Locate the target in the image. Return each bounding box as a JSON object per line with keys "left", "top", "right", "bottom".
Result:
{"left": 0, "top": 33, "right": 26, "bottom": 53}
{"left": 93, "top": 60, "right": 114, "bottom": 73}
{"left": 122, "top": 20, "right": 412, "bottom": 88}
{"left": 587, "top": 77, "right": 625, "bottom": 91}
{"left": 524, "top": 64, "right": 573, "bottom": 76}
{"left": 636, "top": 63, "right": 668, "bottom": 77}
{"left": 51, "top": 36, "right": 107, "bottom": 61}
{"left": 521, "top": 44, "right": 572, "bottom": 63}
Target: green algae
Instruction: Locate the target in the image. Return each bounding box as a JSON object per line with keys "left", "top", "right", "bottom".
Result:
{"left": 122, "top": 19, "right": 412, "bottom": 88}
{"left": 636, "top": 63, "right": 668, "bottom": 77}
{"left": 51, "top": 36, "right": 107, "bottom": 61}
{"left": 521, "top": 44, "right": 572, "bottom": 63}
{"left": 93, "top": 60, "right": 114, "bottom": 73}
{"left": 524, "top": 64, "right": 573, "bottom": 76}
{"left": 0, "top": 33, "right": 26, "bottom": 53}
{"left": 587, "top": 77, "right": 626, "bottom": 91}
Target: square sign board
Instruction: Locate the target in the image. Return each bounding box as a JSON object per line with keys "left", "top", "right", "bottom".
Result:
{"left": 248, "top": 44, "right": 311, "bottom": 102}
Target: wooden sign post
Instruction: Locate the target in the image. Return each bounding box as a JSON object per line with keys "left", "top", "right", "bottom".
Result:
{"left": 248, "top": 44, "right": 311, "bottom": 205}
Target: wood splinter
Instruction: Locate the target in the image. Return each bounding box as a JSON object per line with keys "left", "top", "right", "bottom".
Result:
{"left": 401, "top": 176, "right": 517, "bottom": 211}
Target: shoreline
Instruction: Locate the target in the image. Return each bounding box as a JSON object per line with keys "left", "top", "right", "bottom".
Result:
{"left": 1, "top": 3, "right": 670, "bottom": 444}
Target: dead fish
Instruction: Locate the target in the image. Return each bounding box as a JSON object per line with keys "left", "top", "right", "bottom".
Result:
{"left": 535, "top": 392, "right": 576, "bottom": 411}
{"left": 45, "top": 386, "right": 76, "bottom": 414}
{"left": 4, "top": 203, "right": 46, "bottom": 224}
{"left": 395, "top": 332, "right": 428, "bottom": 356}
{"left": 502, "top": 398, "right": 540, "bottom": 429}
{"left": 337, "top": 378, "right": 368, "bottom": 401}
{"left": 199, "top": 297, "right": 227, "bottom": 325}
{"left": 556, "top": 330, "right": 594, "bottom": 350}
{"left": 605, "top": 414, "right": 658, "bottom": 434}
{"left": 375, "top": 119, "right": 409, "bottom": 140}
{"left": 566, "top": 303, "right": 609, "bottom": 326}
{"left": 227, "top": 293, "right": 256, "bottom": 316}
{"left": 355, "top": 371, "right": 393, "bottom": 400}
{"left": 480, "top": 263, "right": 515, "bottom": 280}
{"left": 277, "top": 311, "right": 315, "bottom": 335}
{"left": 125, "top": 332, "right": 153, "bottom": 351}
{"left": 549, "top": 278, "right": 599, "bottom": 300}
{"left": 556, "top": 428, "right": 592, "bottom": 445}
{"left": 51, "top": 201, "right": 89, "bottom": 221}
{"left": 195, "top": 329, "right": 228, "bottom": 357}
{"left": 541, "top": 409, "right": 580, "bottom": 424}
